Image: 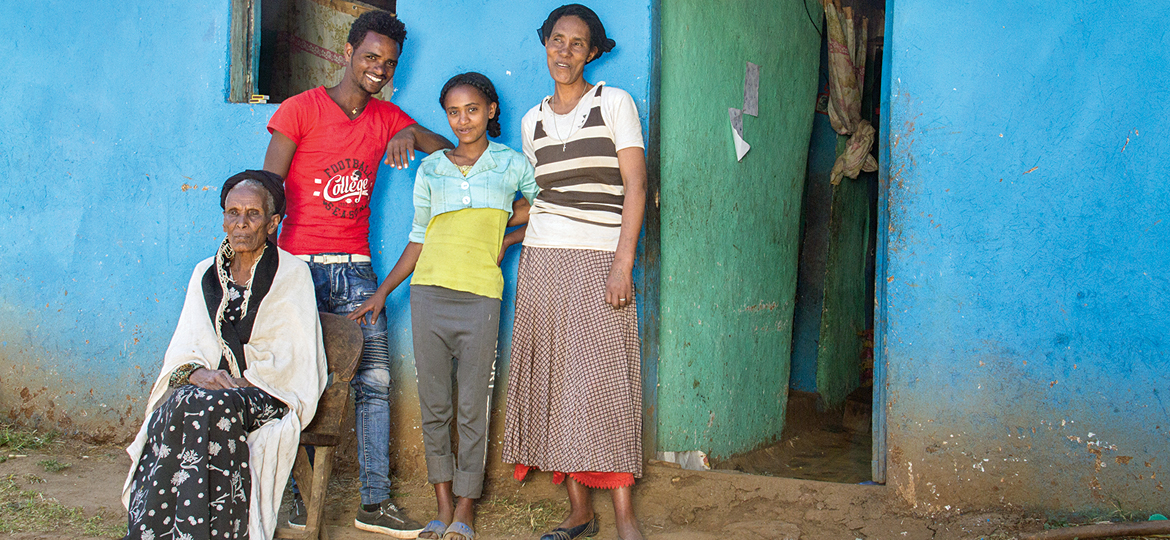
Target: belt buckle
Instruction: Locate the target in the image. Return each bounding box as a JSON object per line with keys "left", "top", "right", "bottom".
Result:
{"left": 324, "top": 254, "right": 345, "bottom": 264}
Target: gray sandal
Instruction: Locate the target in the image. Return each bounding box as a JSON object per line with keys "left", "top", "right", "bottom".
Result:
{"left": 442, "top": 521, "right": 476, "bottom": 540}
{"left": 419, "top": 519, "right": 448, "bottom": 540}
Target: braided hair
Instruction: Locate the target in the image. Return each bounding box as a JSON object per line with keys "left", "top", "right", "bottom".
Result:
{"left": 538, "top": 4, "right": 616, "bottom": 63}
{"left": 439, "top": 72, "right": 502, "bottom": 138}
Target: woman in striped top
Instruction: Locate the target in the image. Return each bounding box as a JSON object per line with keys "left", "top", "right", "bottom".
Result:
{"left": 501, "top": 4, "right": 647, "bottom": 540}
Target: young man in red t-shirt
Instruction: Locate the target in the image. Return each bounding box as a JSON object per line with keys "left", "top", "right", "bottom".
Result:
{"left": 263, "top": 10, "right": 451, "bottom": 538}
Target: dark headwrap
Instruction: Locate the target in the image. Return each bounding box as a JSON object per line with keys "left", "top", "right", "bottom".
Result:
{"left": 221, "top": 170, "right": 286, "bottom": 217}
{"left": 538, "top": 4, "right": 616, "bottom": 63}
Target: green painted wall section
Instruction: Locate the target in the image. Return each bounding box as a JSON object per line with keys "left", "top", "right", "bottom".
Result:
{"left": 815, "top": 138, "right": 871, "bottom": 407}
{"left": 657, "top": 0, "right": 821, "bottom": 457}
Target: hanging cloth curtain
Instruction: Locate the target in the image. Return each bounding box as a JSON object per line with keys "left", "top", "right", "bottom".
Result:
{"left": 823, "top": 0, "right": 878, "bottom": 185}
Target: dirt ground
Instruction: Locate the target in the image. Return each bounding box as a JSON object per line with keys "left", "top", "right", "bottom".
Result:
{"left": 0, "top": 437, "right": 1060, "bottom": 540}
{"left": 713, "top": 390, "right": 874, "bottom": 484}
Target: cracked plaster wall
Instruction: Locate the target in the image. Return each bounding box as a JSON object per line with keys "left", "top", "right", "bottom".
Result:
{"left": 881, "top": 0, "right": 1170, "bottom": 512}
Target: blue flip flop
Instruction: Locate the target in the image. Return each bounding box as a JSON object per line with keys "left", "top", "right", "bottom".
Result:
{"left": 419, "top": 519, "right": 448, "bottom": 540}
{"left": 442, "top": 521, "right": 476, "bottom": 540}
{"left": 540, "top": 516, "right": 599, "bottom": 540}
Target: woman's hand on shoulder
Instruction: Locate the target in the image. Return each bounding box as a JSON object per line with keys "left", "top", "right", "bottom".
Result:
{"left": 189, "top": 368, "right": 240, "bottom": 390}
{"left": 605, "top": 264, "right": 634, "bottom": 309}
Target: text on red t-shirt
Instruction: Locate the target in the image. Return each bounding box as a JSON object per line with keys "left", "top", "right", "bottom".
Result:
{"left": 267, "top": 86, "right": 416, "bottom": 256}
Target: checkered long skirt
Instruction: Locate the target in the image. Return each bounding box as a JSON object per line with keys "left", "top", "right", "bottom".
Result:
{"left": 502, "top": 247, "right": 643, "bottom": 477}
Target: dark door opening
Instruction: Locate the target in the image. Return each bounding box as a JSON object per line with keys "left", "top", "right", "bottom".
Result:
{"left": 711, "top": 0, "right": 885, "bottom": 484}
{"left": 257, "top": 0, "right": 397, "bottom": 104}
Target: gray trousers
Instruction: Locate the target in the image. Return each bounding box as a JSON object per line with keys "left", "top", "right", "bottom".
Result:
{"left": 409, "top": 285, "right": 500, "bottom": 499}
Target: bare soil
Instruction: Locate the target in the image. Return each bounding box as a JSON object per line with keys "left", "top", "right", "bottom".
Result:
{"left": 0, "top": 437, "right": 1057, "bottom": 540}
{"left": 714, "top": 390, "right": 873, "bottom": 484}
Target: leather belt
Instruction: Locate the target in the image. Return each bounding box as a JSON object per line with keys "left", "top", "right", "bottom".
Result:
{"left": 295, "top": 254, "right": 372, "bottom": 264}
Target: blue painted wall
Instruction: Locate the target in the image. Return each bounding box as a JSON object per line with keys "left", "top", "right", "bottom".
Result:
{"left": 0, "top": 0, "right": 650, "bottom": 454}
{"left": 881, "top": 0, "right": 1170, "bottom": 511}
{"left": 14, "top": 0, "right": 1168, "bottom": 515}
{"left": 0, "top": 1, "right": 274, "bottom": 440}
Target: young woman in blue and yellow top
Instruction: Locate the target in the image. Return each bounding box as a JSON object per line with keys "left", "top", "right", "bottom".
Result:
{"left": 348, "top": 72, "right": 537, "bottom": 540}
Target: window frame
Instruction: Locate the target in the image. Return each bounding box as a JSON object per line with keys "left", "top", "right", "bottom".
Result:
{"left": 229, "top": 0, "right": 398, "bottom": 104}
{"left": 228, "top": 0, "right": 260, "bottom": 103}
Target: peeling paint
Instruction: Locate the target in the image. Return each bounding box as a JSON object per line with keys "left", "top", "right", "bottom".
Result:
{"left": 656, "top": 0, "right": 817, "bottom": 458}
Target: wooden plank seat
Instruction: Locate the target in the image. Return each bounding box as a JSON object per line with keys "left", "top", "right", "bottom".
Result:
{"left": 274, "top": 312, "right": 363, "bottom": 540}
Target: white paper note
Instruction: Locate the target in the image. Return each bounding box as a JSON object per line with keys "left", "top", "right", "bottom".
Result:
{"left": 729, "top": 107, "right": 751, "bottom": 161}
{"left": 744, "top": 62, "right": 760, "bottom": 117}
{"left": 729, "top": 107, "right": 744, "bottom": 136}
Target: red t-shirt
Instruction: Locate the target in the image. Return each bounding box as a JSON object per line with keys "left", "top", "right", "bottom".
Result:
{"left": 267, "top": 86, "right": 416, "bottom": 256}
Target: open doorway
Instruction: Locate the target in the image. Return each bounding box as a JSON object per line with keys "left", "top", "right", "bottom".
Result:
{"left": 255, "top": 0, "right": 396, "bottom": 104}
{"left": 711, "top": 0, "right": 885, "bottom": 484}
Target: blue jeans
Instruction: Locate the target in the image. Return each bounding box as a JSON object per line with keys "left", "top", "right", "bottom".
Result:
{"left": 307, "top": 259, "right": 393, "bottom": 505}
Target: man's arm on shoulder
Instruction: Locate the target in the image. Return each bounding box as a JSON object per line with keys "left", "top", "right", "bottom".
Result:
{"left": 407, "top": 124, "right": 454, "bottom": 154}
{"left": 384, "top": 124, "right": 454, "bottom": 170}
{"left": 263, "top": 130, "right": 298, "bottom": 179}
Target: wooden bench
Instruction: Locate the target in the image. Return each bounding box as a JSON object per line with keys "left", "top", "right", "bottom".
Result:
{"left": 275, "top": 312, "right": 363, "bottom": 540}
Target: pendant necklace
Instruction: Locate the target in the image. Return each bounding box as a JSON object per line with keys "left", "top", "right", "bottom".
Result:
{"left": 548, "top": 86, "right": 590, "bottom": 152}
{"left": 549, "top": 104, "right": 568, "bottom": 152}
{"left": 547, "top": 96, "right": 579, "bottom": 152}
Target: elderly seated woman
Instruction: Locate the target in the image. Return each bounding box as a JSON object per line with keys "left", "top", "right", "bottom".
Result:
{"left": 121, "top": 170, "right": 327, "bottom": 540}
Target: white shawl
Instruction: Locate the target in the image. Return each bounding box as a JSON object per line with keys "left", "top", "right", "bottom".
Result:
{"left": 122, "top": 248, "right": 327, "bottom": 539}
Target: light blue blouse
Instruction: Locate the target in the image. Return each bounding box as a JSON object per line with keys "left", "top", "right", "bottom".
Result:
{"left": 410, "top": 141, "right": 539, "bottom": 243}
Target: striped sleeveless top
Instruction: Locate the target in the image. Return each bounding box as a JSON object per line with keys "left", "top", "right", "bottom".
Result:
{"left": 525, "top": 84, "right": 625, "bottom": 251}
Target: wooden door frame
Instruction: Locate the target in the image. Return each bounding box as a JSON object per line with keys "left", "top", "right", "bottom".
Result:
{"left": 870, "top": 0, "right": 895, "bottom": 484}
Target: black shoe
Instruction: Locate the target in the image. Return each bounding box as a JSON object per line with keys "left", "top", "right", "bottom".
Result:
{"left": 540, "top": 516, "right": 600, "bottom": 540}
{"left": 354, "top": 499, "right": 425, "bottom": 538}
{"left": 287, "top": 494, "right": 307, "bottom": 530}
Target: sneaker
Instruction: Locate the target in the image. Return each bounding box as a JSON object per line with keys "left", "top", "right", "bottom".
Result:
{"left": 354, "top": 499, "right": 425, "bottom": 538}
{"left": 287, "top": 493, "right": 307, "bottom": 530}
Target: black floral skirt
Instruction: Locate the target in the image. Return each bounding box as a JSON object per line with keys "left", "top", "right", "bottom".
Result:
{"left": 125, "top": 384, "right": 287, "bottom": 540}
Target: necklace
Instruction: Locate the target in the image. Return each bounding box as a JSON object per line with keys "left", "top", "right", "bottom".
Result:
{"left": 548, "top": 104, "right": 568, "bottom": 152}
{"left": 350, "top": 100, "right": 367, "bottom": 117}
{"left": 546, "top": 85, "right": 592, "bottom": 152}
{"left": 546, "top": 100, "right": 584, "bottom": 152}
